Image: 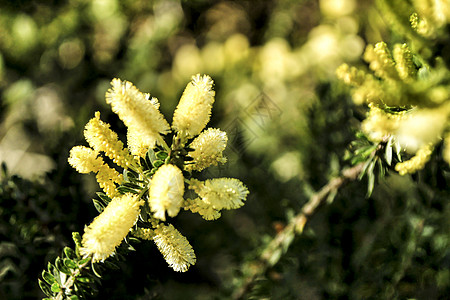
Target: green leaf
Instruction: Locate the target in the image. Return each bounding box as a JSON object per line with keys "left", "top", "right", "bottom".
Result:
{"left": 91, "top": 261, "right": 102, "bottom": 278}
{"left": 394, "top": 139, "right": 402, "bottom": 161}
{"left": 385, "top": 137, "right": 393, "bottom": 166}
{"left": 70, "top": 295, "right": 80, "bottom": 300}
{"left": 156, "top": 151, "right": 168, "bottom": 160}
{"left": 47, "top": 261, "right": 56, "bottom": 276}
{"left": 78, "top": 257, "right": 91, "bottom": 265}
{"left": 51, "top": 282, "right": 61, "bottom": 293}
{"left": 96, "top": 192, "right": 111, "bottom": 204}
{"left": 153, "top": 160, "right": 164, "bottom": 168}
{"left": 92, "top": 198, "right": 105, "bottom": 213}
{"left": 77, "top": 277, "right": 92, "bottom": 283}
{"left": 147, "top": 148, "right": 157, "bottom": 167}
{"left": 366, "top": 160, "right": 376, "bottom": 197}
{"left": 64, "top": 247, "right": 76, "bottom": 260}
{"left": 64, "top": 258, "right": 78, "bottom": 269}
{"left": 55, "top": 256, "right": 71, "bottom": 275}
{"left": 42, "top": 270, "right": 56, "bottom": 285}
{"left": 38, "top": 279, "right": 52, "bottom": 297}
{"left": 117, "top": 185, "right": 140, "bottom": 194}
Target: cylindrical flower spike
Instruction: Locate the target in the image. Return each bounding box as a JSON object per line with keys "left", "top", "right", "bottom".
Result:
{"left": 127, "top": 127, "right": 151, "bottom": 158}
{"left": 186, "top": 128, "right": 227, "bottom": 172}
{"left": 106, "top": 78, "right": 170, "bottom": 148}
{"left": 184, "top": 198, "right": 221, "bottom": 220}
{"left": 172, "top": 74, "right": 215, "bottom": 138}
{"left": 80, "top": 193, "right": 144, "bottom": 262}
{"left": 68, "top": 146, "right": 103, "bottom": 174}
{"left": 96, "top": 164, "right": 122, "bottom": 199}
{"left": 153, "top": 223, "right": 196, "bottom": 272}
{"left": 189, "top": 178, "right": 249, "bottom": 210}
{"left": 395, "top": 144, "right": 434, "bottom": 175}
{"left": 84, "top": 111, "right": 136, "bottom": 169}
{"left": 149, "top": 164, "right": 185, "bottom": 221}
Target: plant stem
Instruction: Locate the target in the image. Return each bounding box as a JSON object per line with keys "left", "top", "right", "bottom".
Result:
{"left": 232, "top": 162, "right": 365, "bottom": 300}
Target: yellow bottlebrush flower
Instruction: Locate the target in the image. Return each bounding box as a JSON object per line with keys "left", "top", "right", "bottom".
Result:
{"left": 153, "top": 223, "right": 196, "bottom": 272}
{"left": 393, "top": 43, "right": 416, "bottom": 82}
{"left": 363, "top": 42, "right": 398, "bottom": 80}
{"left": 395, "top": 107, "right": 449, "bottom": 153}
{"left": 172, "top": 74, "right": 215, "bottom": 138}
{"left": 149, "top": 164, "right": 185, "bottom": 221}
{"left": 395, "top": 143, "right": 434, "bottom": 175}
{"left": 80, "top": 193, "right": 144, "bottom": 262}
{"left": 184, "top": 198, "right": 221, "bottom": 220}
{"left": 361, "top": 104, "right": 406, "bottom": 143}
{"left": 68, "top": 146, "right": 103, "bottom": 174}
{"left": 127, "top": 127, "right": 150, "bottom": 158}
{"left": 105, "top": 78, "right": 170, "bottom": 148}
{"left": 96, "top": 164, "right": 123, "bottom": 199}
{"left": 189, "top": 178, "right": 249, "bottom": 211}
{"left": 68, "top": 145, "right": 122, "bottom": 198}
{"left": 84, "top": 111, "right": 135, "bottom": 169}
{"left": 186, "top": 128, "right": 227, "bottom": 172}
{"left": 336, "top": 63, "right": 366, "bottom": 87}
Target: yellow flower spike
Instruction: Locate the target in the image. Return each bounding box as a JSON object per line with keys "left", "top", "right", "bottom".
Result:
{"left": 184, "top": 198, "right": 221, "bottom": 221}
{"left": 149, "top": 164, "right": 185, "bottom": 221}
{"left": 172, "top": 74, "right": 215, "bottom": 138}
{"left": 105, "top": 78, "right": 171, "bottom": 149}
{"left": 186, "top": 128, "right": 228, "bottom": 172}
{"left": 68, "top": 145, "right": 122, "bottom": 198}
{"left": 80, "top": 193, "right": 144, "bottom": 262}
{"left": 68, "top": 146, "right": 103, "bottom": 174}
{"left": 363, "top": 42, "right": 398, "bottom": 80}
{"left": 336, "top": 64, "right": 367, "bottom": 87}
{"left": 361, "top": 104, "right": 407, "bottom": 143}
{"left": 84, "top": 111, "right": 136, "bottom": 169}
{"left": 127, "top": 127, "right": 151, "bottom": 158}
{"left": 153, "top": 223, "right": 196, "bottom": 272}
{"left": 96, "top": 164, "right": 123, "bottom": 199}
{"left": 395, "top": 143, "right": 434, "bottom": 175}
{"left": 393, "top": 43, "right": 416, "bottom": 82}
{"left": 189, "top": 178, "right": 249, "bottom": 211}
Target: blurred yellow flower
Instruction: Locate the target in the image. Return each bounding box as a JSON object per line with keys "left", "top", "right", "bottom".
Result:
{"left": 149, "top": 164, "right": 185, "bottom": 221}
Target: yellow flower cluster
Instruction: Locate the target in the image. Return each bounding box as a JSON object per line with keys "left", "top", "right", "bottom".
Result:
{"left": 68, "top": 146, "right": 122, "bottom": 198}
{"left": 68, "top": 74, "right": 248, "bottom": 272}
{"left": 81, "top": 193, "right": 144, "bottom": 262}
{"left": 149, "top": 164, "right": 185, "bottom": 221}
{"left": 361, "top": 104, "right": 407, "bottom": 143}
{"left": 186, "top": 128, "right": 228, "bottom": 172}
{"left": 172, "top": 74, "right": 215, "bottom": 138}
{"left": 338, "top": 37, "right": 450, "bottom": 175}
{"left": 106, "top": 78, "right": 171, "bottom": 150}
{"left": 395, "top": 143, "right": 434, "bottom": 175}
{"left": 153, "top": 223, "right": 197, "bottom": 272}
{"left": 185, "top": 178, "right": 249, "bottom": 220}
{"left": 84, "top": 112, "right": 136, "bottom": 169}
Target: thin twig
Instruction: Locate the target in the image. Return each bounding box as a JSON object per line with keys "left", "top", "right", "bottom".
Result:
{"left": 233, "top": 162, "right": 365, "bottom": 300}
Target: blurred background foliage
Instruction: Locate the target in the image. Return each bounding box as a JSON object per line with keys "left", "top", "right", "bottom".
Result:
{"left": 0, "top": 0, "right": 448, "bottom": 299}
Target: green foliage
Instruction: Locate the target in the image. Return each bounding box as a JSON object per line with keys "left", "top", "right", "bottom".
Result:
{"left": 0, "top": 0, "right": 449, "bottom": 299}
